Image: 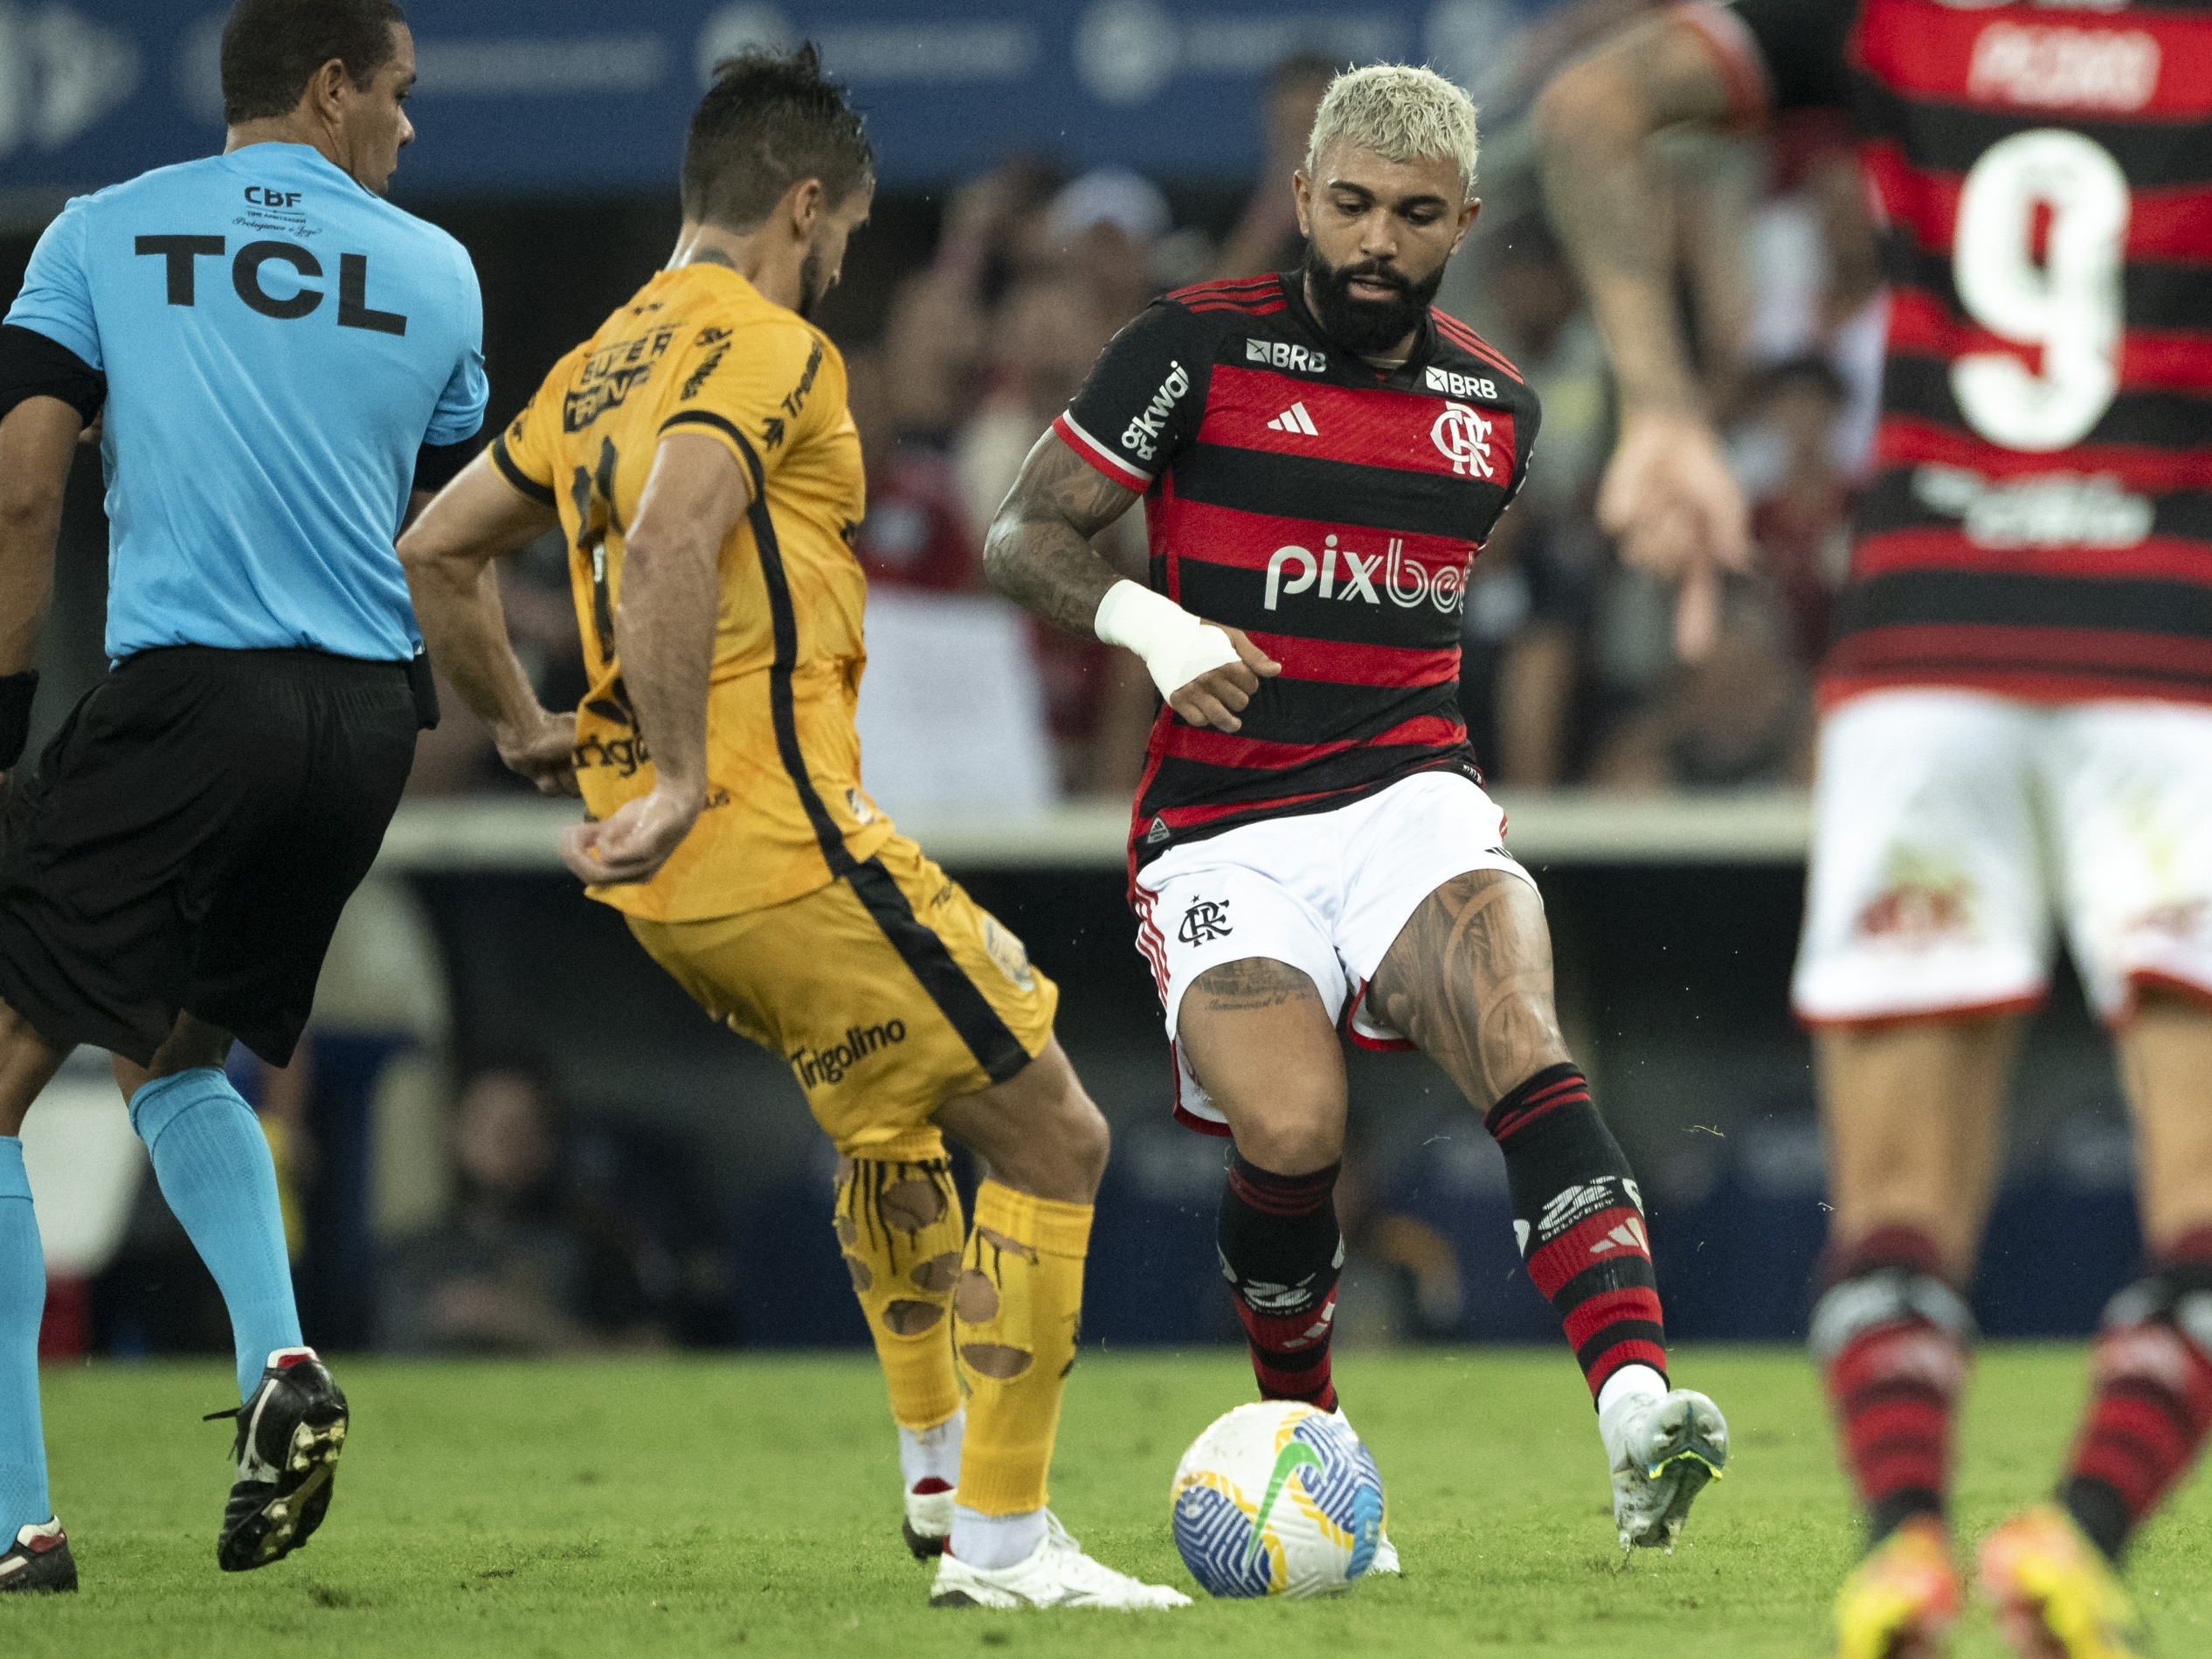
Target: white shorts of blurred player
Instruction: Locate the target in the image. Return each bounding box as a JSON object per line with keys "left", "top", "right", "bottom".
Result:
{"left": 1130, "top": 770, "right": 1534, "bottom": 1134}
{"left": 1794, "top": 688, "right": 2212, "bottom": 1030}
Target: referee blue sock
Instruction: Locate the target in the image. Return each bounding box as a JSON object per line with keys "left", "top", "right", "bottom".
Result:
{"left": 128, "top": 1069, "right": 301, "bottom": 1402}
{"left": 0, "top": 1137, "right": 51, "bottom": 1538}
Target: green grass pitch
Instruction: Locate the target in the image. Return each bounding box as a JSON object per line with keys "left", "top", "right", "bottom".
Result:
{"left": 3, "top": 1344, "right": 2209, "bottom": 1656}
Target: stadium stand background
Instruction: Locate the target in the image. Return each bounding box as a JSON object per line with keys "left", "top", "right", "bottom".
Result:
{"left": 0, "top": 0, "right": 2133, "bottom": 1358}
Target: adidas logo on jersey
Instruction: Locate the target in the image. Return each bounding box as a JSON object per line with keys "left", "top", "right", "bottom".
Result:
{"left": 1266, "top": 401, "right": 1318, "bottom": 436}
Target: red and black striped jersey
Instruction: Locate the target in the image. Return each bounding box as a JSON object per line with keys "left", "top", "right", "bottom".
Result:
{"left": 1683, "top": 0, "right": 2212, "bottom": 707}
{"left": 1054, "top": 272, "right": 1539, "bottom": 872}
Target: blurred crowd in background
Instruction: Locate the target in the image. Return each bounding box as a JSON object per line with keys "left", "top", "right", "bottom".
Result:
{"left": 410, "top": 17, "right": 1887, "bottom": 810}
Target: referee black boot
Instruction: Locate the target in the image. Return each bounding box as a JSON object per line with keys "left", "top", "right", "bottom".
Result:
{"left": 209, "top": 1346, "right": 348, "bottom": 1572}
{"left": 0, "top": 1518, "right": 76, "bottom": 1593}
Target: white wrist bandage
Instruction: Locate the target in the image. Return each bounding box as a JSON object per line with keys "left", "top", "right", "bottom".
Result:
{"left": 1093, "top": 579, "right": 1241, "bottom": 702}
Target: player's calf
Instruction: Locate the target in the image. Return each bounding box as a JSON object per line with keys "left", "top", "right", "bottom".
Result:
{"left": 831, "top": 1147, "right": 969, "bottom": 1559}
{"left": 1809, "top": 1226, "right": 1973, "bottom": 1548}
{"left": 2056, "top": 1232, "right": 2212, "bottom": 1567}
{"left": 1488, "top": 1064, "right": 1728, "bottom": 1549}
{"left": 1218, "top": 1151, "right": 1344, "bottom": 1411}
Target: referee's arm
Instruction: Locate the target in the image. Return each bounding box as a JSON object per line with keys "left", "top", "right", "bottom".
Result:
{"left": 397, "top": 451, "right": 577, "bottom": 797}
{"left": 0, "top": 397, "right": 76, "bottom": 680}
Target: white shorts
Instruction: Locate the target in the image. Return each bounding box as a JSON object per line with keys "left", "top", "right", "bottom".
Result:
{"left": 1130, "top": 771, "right": 1535, "bottom": 1132}
{"left": 1794, "top": 688, "right": 2212, "bottom": 1027}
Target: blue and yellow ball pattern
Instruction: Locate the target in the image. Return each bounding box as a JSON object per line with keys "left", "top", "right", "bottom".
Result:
{"left": 1170, "top": 1400, "right": 1386, "bottom": 1598}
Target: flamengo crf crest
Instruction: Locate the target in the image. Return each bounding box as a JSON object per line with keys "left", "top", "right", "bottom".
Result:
{"left": 1430, "top": 400, "right": 1495, "bottom": 478}
{"left": 1179, "top": 899, "right": 1233, "bottom": 944}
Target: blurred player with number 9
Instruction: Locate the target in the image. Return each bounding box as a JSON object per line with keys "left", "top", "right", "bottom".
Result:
{"left": 1541, "top": 3, "right": 2212, "bottom": 1653}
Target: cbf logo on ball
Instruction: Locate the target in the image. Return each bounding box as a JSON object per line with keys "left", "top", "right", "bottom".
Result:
{"left": 1170, "top": 1401, "right": 1385, "bottom": 1598}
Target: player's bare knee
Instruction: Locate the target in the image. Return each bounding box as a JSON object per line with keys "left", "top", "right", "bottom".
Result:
{"left": 1226, "top": 1100, "right": 1343, "bottom": 1177}
{"left": 1061, "top": 1091, "right": 1111, "bottom": 1192}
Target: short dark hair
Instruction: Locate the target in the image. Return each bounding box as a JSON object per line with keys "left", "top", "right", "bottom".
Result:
{"left": 682, "top": 44, "right": 874, "bottom": 233}
{"left": 220, "top": 0, "right": 407, "bottom": 125}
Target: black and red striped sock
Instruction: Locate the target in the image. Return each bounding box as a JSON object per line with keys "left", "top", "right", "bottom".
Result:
{"left": 1218, "top": 1151, "right": 1343, "bottom": 1411}
{"left": 1487, "top": 1063, "right": 1669, "bottom": 1402}
{"left": 2060, "top": 1229, "right": 2212, "bottom": 1563}
{"left": 1808, "top": 1226, "right": 1973, "bottom": 1545}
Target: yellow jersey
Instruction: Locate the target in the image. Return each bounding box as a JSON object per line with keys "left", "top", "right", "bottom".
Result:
{"left": 492, "top": 262, "right": 895, "bottom": 922}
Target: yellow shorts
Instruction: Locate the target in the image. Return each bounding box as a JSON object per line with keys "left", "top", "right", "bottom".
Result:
{"left": 626, "top": 833, "right": 1058, "bottom": 1159}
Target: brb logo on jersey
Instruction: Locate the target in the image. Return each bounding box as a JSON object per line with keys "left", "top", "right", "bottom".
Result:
{"left": 1263, "top": 535, "right": 1468, "bottom": 615}
{"left": 1424, "top": 366, "right": 1498, "bottom": 401}
{"left": 1431, "top": 401, "right": 1496, "bottom": 479}
{"left": 1247, "top": 338, "right": 1327, "bottom": 375}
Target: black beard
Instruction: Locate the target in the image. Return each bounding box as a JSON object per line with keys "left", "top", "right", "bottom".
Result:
{"left": 1301, "top": 242, "right": 1442, "bottom": 357}
{"left": 797, "top": 246, "right": 826, "bottom": 320}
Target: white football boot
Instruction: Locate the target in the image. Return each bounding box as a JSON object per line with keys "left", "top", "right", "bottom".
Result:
{"left": 1600, "top": 1385, "right": 1728, "bottom": 1555}
{"left": 1324, "top": 1408, "right": 1399, "bottom": 1575}
{"left": 930, "top": 1512, "right": 1191, "bottom": 1609}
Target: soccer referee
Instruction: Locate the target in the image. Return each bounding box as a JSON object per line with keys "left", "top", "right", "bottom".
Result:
{"left": 0, "top": 0, "right": 485, "bottom": 1591}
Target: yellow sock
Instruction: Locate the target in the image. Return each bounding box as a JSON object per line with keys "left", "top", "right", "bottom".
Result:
{"left": 834, "top": 1139, "right": 965, "bottom": 1432}
{"left": 952, "top": 1179, "right": 1093, "bottom": 1515}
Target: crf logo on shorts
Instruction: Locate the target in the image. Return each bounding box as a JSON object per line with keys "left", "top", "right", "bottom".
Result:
{"left": 1179, "top": 899, "right": 1234, "bottom": 944}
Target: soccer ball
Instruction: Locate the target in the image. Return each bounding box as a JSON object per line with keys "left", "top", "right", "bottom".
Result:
{"left": 1169, "top": 1400, "right": 1386, "bottom": 1598}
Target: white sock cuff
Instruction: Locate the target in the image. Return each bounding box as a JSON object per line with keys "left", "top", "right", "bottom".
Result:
{"left": 1596, "top": 1362, "right": 1669, "bottom": 1420}
{"left": 950, "top": 1503, "right": 1047, "bottom": 1571}
{"left": 897, "top": 1407, "right": 964, "bottom": 1490}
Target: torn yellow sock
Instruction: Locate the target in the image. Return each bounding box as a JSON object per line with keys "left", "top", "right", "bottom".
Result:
{"left": 834, "top": 1138, "right": 964, "bottom": 1432}
{"left": 953, "top": 1179, "right": 1092, "bottom": 1515}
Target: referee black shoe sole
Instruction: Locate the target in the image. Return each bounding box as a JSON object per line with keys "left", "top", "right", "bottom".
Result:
{"left": 211, "top": 1347, "right": 349, "bottom": 1573}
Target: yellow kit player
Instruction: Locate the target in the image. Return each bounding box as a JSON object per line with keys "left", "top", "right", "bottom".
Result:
{"left": 397, "top": 45, "right": 1183, "bottom": 1612}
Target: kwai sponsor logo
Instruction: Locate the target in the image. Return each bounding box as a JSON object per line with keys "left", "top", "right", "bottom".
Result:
{"left": 1120, "top": 359, "right": 1190, "bottom": 460}
{"left": 791, "top": 1020, "right": 909, "bottom": 1088}
{"left": 1262, "top": 535, "right": 1468, "bottom": 614}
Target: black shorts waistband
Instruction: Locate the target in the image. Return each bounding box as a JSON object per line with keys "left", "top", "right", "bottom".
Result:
{"left": 111, "top": 645, "right": 412, "bottom": 688}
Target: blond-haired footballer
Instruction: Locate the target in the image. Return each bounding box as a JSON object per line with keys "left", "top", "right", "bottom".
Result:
{"left": 396, "top": 45, "right": 1182, "bottom": 1613}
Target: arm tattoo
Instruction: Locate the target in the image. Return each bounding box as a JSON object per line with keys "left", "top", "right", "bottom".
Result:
{"left": 1536, "top": 17, "right": 1742, "bottom": 414}
{"left": 982, "top": 429, "right": 1143, "bottom": 636}
{"left": 1369, "top": 868, "right": 1571, "bottom": 1109}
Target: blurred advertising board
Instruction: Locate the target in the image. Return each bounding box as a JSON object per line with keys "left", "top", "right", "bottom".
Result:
{"left": 0, "top": 0, "right": 1547, "bottom": 193}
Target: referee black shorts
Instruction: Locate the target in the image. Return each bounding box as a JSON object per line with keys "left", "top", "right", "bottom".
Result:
{"left": 0, "top": 646, "right": 419, "bottom": 1068}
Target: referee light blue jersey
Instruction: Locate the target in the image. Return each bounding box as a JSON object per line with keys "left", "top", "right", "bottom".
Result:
{"left": 3, "top": 142, "right": 487, "bottom": 663}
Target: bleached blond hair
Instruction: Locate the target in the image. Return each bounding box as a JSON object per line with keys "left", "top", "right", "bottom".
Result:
{"left": 1305, "top": 64, "right": 1480, "bottom": 201}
